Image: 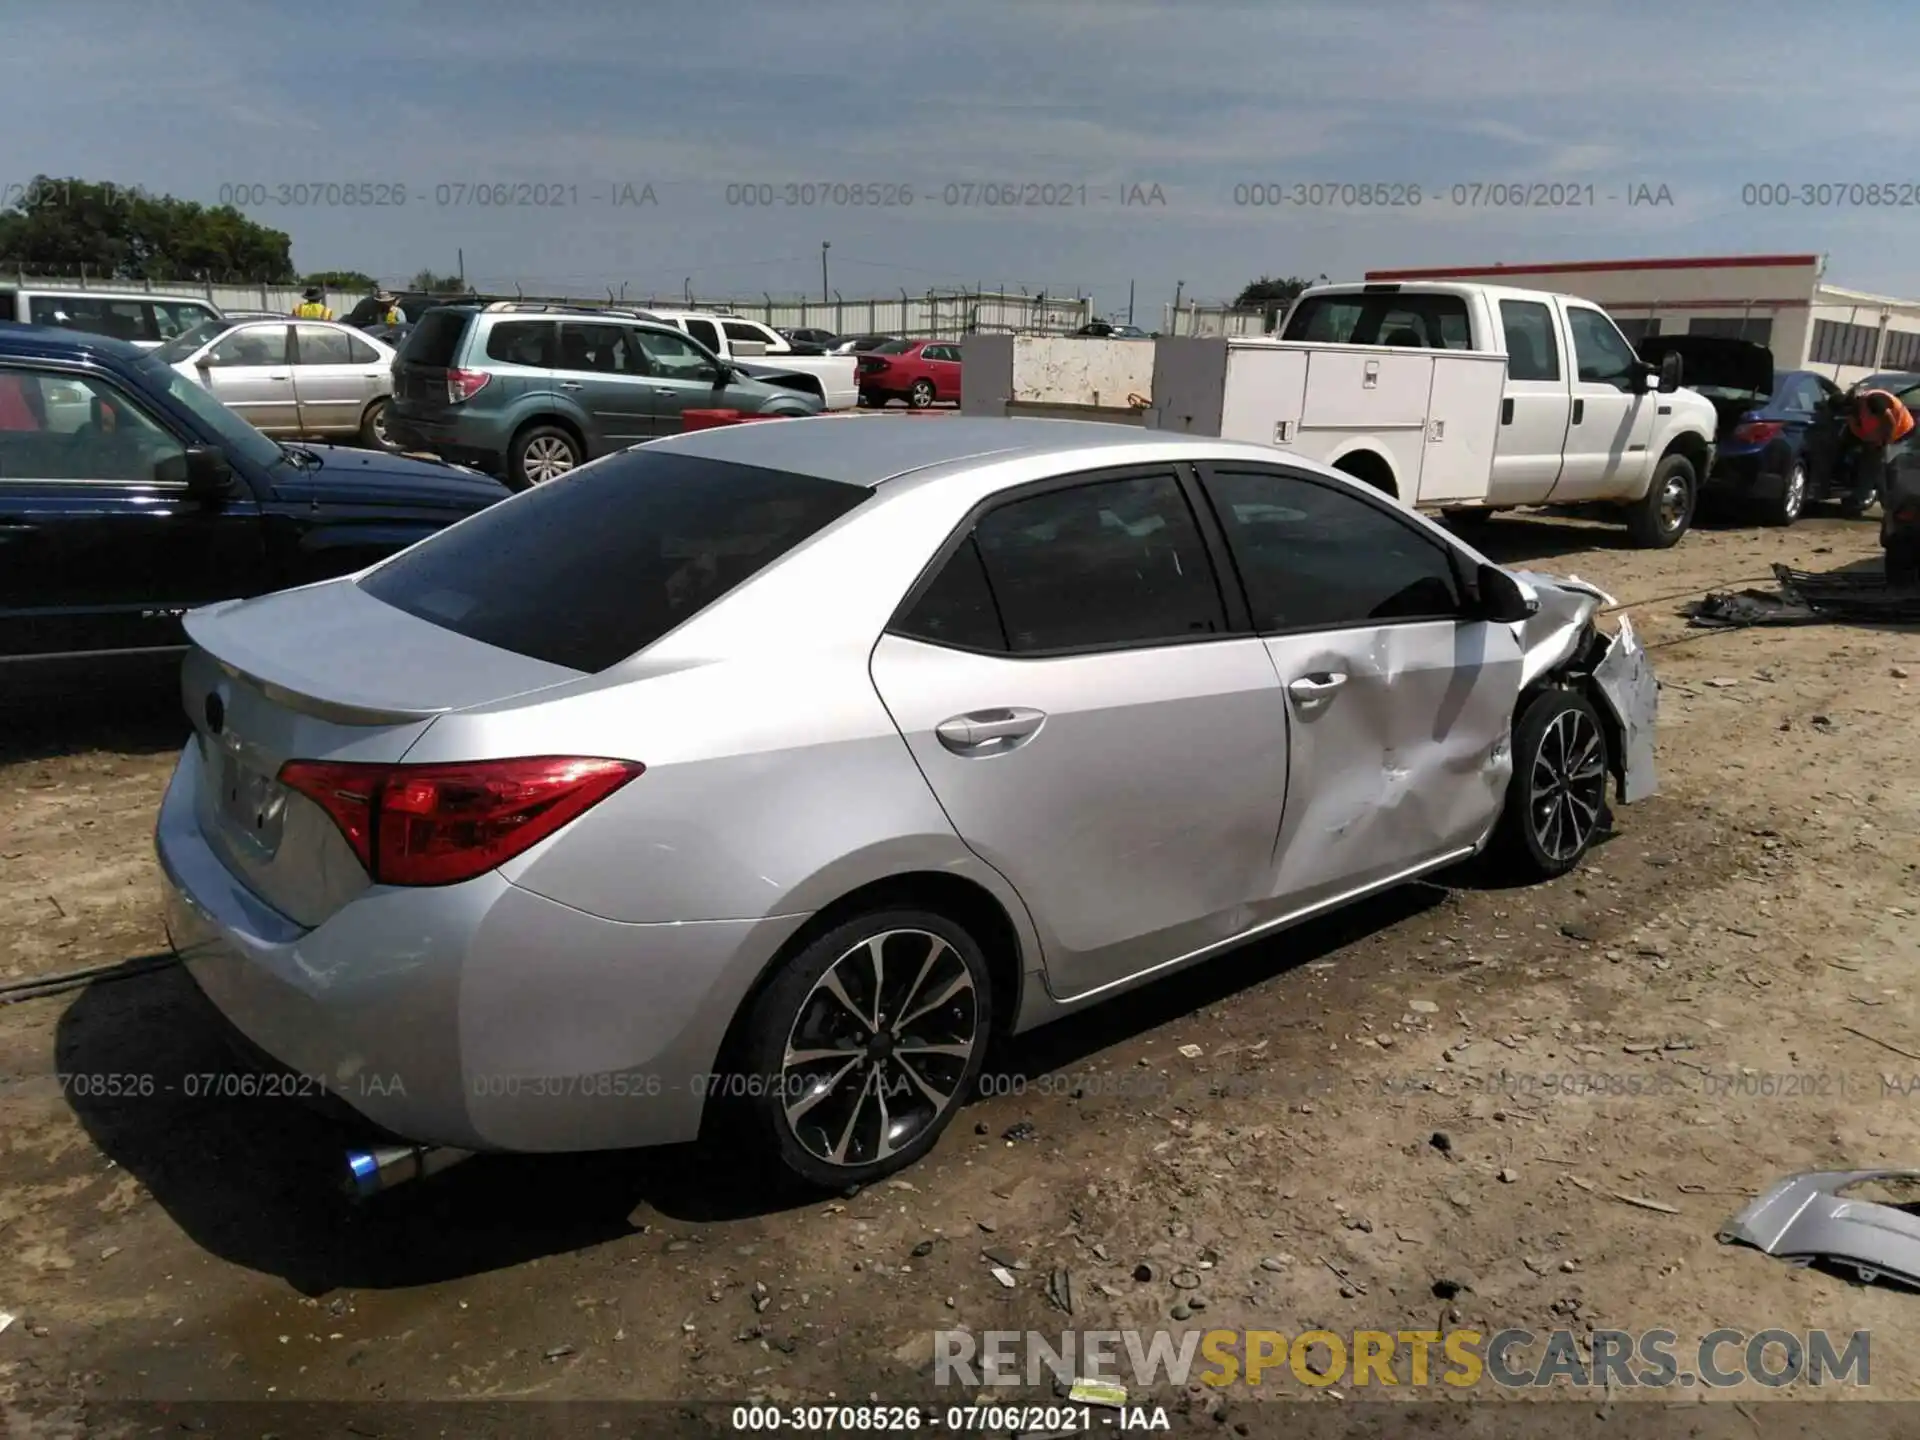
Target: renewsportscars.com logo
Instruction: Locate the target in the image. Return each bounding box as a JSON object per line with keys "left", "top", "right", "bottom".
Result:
{"left": 934, "top": 1327, "right": 1871, "bottom": 1390}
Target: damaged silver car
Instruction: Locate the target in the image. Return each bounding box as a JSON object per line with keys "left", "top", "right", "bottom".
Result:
{"left": 156, "top": 420, "right": 1657, "bottom": 1192}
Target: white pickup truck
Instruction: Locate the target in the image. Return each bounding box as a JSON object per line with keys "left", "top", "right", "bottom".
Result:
{"left": 645, "top": 309, "right": 858, "bottom": 410}
{"left": 1146, "top": 281, "right": 1719, "bottom": 547}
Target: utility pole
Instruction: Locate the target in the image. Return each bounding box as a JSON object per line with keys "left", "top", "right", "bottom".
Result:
{"left": 821, "top": 241, "right": 831, "bottom": 304}
{"left": 457, "top": 248, "right": 465, "bottom": 286}
{"left": 1171, "top": 279, "right": 1184, "bottom": 334}
{"left": 1127, "top": 279, "right": 1135, "bottom": 325}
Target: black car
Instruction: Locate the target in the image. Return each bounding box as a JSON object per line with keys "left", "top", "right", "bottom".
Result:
{"left": 343, "top": 291, "right": 479, "bottom": 329}
{"left": 779, "top": 326, "right": 838, "bottom": 353}
{"left": 0, "top": 324, "right": 509, "bottom": 685}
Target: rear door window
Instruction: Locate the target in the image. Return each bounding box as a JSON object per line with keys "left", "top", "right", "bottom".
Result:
{"left": 683, "top": 317, "right": 722, "bottom": 352}
{"left": 28, "top": 295, "right": 155, "bottom": 344}
{"left": 293, "top": 325, "right": 353, "bottom": 365}
{"left": 357, "top": 450, "right": 870, "bottom": 672}
{"left": 1499, "top": 300, "right": 1561, "bottom": 382}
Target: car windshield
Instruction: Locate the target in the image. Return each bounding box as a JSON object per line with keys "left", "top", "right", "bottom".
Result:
{"left": 873, "top": 339, "right": 917, "bottom": 354}
{"left": 135, "top": 352, "right": 285, "bottom": 470}
{"left": 153, "top": 318, "right": 239, "bottom": 365}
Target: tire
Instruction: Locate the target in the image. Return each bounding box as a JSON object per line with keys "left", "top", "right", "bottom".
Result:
{"left": 909, "top": 379, "right": 936, "bottom": 408}
{"left": 1488, "top": 688, "right": 1612, "bottom": 883}
{"left": 1759, "top": 458, "right": 1807, "bottom": 527}
{"left": 737, "top": 909, "right": 992, "bottom": 1190}
{"left": 509, "top": 424, "right": 580, "bottom": 490}
{"left": 1889, "top": 532, "right": 1920, "bottom": 587}
{"left": 1624, "top": 454, "right": 1696, "bottom": 548}
{"left": 859, "top": 392, "right": 881, "bottom": 408}
{"left": 359, "top": 397, "right": 393, "bottom": 451}
{"left": 1441, "top": 507, "right": 1495, "bottom": 532}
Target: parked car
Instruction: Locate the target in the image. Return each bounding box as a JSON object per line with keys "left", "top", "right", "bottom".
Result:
{"left": 857, "top": 338, "right": 961, "bottom": 408}
{"left": 154, "top": 418, "right": 1656, "bottom": 1193}
{"left": 1071, "top": 321, "right": 1151, "bottom": 339}
{"left": 781, "top": 326, "right": 840, "bottom": 351}
{"left": 0, "top": 324, "right": 508, "bottom": 683}
{"left": 645, "top": 310, "right": 858, "bottom": 409}
{"left": 0, "top": 287, "right": 223, "bottom": 349}
{"left": 1636, "top": 337, "right": 1846, "bottom": 526}
{"left": 157, "top": 317, "right": 399, "bottom": 449}
{"left": 342, "top": 290, "right": 477, "bottom": 329}
{"left": 834, "top": 334, "right": 903, "bottom": 355}
{"left": 385, "top": 302, "right": 823, "bottom": 488}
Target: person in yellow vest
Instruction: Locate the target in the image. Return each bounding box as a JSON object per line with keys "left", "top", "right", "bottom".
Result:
{"left": 292, "top": 285, "right": 333, "bottom": 321}
{"left": 1844, "top": 387, "right": 1915, "bottom": 517}
{"left": 372, "top": 290, "right": 407, "bottom": 326}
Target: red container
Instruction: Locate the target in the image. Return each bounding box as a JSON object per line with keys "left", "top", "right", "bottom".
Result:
{"left": 680, "top": 409, "right": 745, "bottom": 431}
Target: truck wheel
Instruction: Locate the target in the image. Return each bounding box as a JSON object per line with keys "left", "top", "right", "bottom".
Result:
{"left": 1758, "top": 459, "right": 1807, "bottom": 527}
{"left": 1888, "top": 532, "right": 1920, "bottom": 587}
{"left": 1624, "top": 454, "right": 1696, "bottom": 548}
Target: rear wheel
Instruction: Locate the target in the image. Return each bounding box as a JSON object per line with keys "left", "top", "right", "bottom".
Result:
{"left": 738, "top": 909, "right": 992, "bottom": 1189}
{"left": 1624, "top": 454, "right": 1696, "bottom": 548}
{"left": 1758, "top": 458, "right": 1807, "bottom": 527}
{"left": 1489, "top": 688, "right": 1612, "bottom": 883}
{"left": 908, "top": 379, "right": 936, "bottom": 408}
{"left": 359, "top": 397, "right": 393, "bottom": 451}
{"left": 509, "top": 424, "right": 580, "bottom": 490}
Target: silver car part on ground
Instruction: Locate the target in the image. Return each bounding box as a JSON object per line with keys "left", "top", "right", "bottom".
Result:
{"left": 1719, "top": 1169, "right": 1920, "bottom": 1290}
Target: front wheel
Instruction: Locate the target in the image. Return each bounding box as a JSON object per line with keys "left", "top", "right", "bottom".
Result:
{"left": 1759, "top": 458, "right": 1807, "bottom": 527}
{"left": 1488, "top": 688, "right": 1612, "bottom": 883}
{"left": 509, "top": 425, "right": 580, "bottom": 490}
{"left": 1624, "top": 454, "right": 1696, "bottom": 548}
{"left": 738, "top": 910, "right": 992, "bottom": 1189}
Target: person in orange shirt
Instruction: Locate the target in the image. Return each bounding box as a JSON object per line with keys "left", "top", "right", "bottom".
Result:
{"left": 1844, "top": 387, "right": 1914, "bottom": 516}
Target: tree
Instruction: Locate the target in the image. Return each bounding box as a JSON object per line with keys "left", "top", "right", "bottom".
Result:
{"left": 0, "top": 175, "right": 294, "bottom": 281}
{"left": 1232, "top": 273, "right": 1327, "bottom": 330}
{"left": 304, "top": 269, "right": 377, "bottom": 289}
{"left": 410, "top": 270, "right": 468, "bottom": 294}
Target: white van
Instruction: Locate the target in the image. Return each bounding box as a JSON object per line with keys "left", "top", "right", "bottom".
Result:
{"left": 0, "top": 287, "right": 225, "bottom": 349}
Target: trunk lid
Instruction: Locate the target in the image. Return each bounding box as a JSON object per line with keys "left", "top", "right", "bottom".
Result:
{"left": 180, "top": 578, "right": 582, "bottom": 927}
{"left": 1637, "top": 336, "right": 1774, "bottom": 398}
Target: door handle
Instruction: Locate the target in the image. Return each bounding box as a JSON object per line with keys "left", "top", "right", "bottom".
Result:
{"left": 935, "top": 707, "right": 1047, "bottom": 752}
{"left": 560, "top": 381, "right": 584, "bottom": 390}
{"left": 1287, "top": 671, "right": 1348, "bottom": 701}
{"left": 651, "top": 386, "right": 676, "bottom": 395}
{"left": 1572, "top": 398, "right": 1585, "bottom": 424}
{"left": 1501, "top": 396, "right": 1515, "bottom": 425}
{"left": 269, "top": 372, "right": 290, "bottom": 380}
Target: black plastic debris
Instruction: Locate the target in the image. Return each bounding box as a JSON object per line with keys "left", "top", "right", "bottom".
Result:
{"left": 1683, "top": 563, "right": 1920, "bottom": 628}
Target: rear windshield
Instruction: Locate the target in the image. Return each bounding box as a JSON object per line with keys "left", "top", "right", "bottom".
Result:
{"left": 1282, "top": 293, "right": 1474, "bottom": 349}
{"left": 400, "top": 309, "right": 471, "bottom": 368}
{"left": 357, "top": 450, "right": 870, "bottom": 672}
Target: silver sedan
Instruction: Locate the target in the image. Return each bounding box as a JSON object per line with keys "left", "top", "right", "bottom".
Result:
{"left": 154, "top": 419, "right": 1657, "bottom": 1193}
{"left": 158, "top": 317, "right": 398, "bottom": 448}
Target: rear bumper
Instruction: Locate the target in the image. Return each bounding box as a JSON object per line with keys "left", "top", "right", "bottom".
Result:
{"left": 385, "top": 409, "right": 506, "bottom": 474}
{"left": 1704, "top": 448, "right": 1788, "bottom": 500}
{"left": 155, "top": 741, "right": 805, "bottom": 1154}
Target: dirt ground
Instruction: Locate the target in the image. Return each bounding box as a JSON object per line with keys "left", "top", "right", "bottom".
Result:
{"left": 1, "top": 506, "right": 1916, "bottom": 1435}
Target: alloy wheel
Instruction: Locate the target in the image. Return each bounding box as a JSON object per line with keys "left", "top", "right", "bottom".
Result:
{"left": 369, "top": 403, "right": 391, "bottom": 448}
{"left": 780, "top": 929, "right": 979, "bottom": 1169}
{"left": 909, "top": 381, "right": 935, "bottom": 408}
{"left": 523, "top": 435, "right": 576, "bottom": 483}
{"left": 1782, "top": 462, "right": 1806, "bottom": 521}
{"left": 1527, "top": 708, "right": 1607, "bottom": 863}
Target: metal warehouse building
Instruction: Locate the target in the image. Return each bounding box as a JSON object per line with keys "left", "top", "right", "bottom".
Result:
{"left": 1361, "top": 254, "right": 1920, "bottom": 387}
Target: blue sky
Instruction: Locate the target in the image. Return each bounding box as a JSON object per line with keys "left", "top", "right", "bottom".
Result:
{"left": 5, "top": 0, "right": 1919, "bottom": 317}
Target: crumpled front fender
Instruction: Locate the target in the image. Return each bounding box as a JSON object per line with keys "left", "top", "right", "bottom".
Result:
{"left": 1506, "top": 570, "right": 1659, "bottom": 804}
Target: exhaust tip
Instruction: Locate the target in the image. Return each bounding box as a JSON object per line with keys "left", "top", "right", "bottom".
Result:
{"left": 345, "top": 1149, "right": 385, "bottom": 1200}
{"left": 342, "top": 1144, "right": 473, "bottom": 1200}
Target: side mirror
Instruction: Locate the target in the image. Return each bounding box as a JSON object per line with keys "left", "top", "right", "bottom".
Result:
{"left": 1658, "top": 351, "right": 1683, "bottom": 393}
{"left": 174, "top": 445, "right": 232, "bottom": 497}
{"left": 710, "top": 365, "right": 732, "bottom": 386}
{"left": 1476, "top": 563, "right": 1538, "bottom": 623}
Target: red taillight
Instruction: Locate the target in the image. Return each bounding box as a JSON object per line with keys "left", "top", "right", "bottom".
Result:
{"left": 860, "top": 357, "right": 890, "bottom": 373}
{"left": 1896, "top": 506, "right": 1919, "bottom": 523}
{"left": 446, "top": 368, "right": 492, "bottom": 403}
{"left": 1733, "top": 419, "right": 1783, "bottom": 444}
{"left": 277, "top": 756, "right": 643, "bottom": 887}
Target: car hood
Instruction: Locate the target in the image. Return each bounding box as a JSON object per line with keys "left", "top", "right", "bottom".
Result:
{"left": 268, "top": 444, "right": 510, "bottom": 509}
{"left": 1637, "top": 336, "right": 1774, "bottom": 396}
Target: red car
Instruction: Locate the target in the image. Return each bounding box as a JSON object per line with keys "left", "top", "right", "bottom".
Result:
{"left": 856, "top": 339, "right": 961, "bottom": 408}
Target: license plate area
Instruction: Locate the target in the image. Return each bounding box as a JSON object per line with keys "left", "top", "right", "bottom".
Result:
{"left": 218, "top": 750, "right": 288, "bottom": 857}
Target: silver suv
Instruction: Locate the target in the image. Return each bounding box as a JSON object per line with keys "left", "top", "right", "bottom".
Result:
{"left": 386, "top": 303, "right": 826, "bottom": 489}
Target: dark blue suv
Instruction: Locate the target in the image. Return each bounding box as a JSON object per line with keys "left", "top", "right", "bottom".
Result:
{"left": 0, "top": 324, "right": 509, "bottom": 684}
